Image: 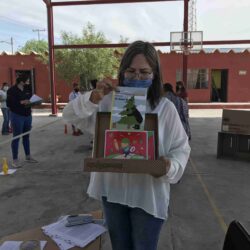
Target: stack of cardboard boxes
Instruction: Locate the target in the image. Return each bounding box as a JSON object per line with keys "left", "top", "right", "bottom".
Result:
{"left": 221, "top": 109, "right": 250, "bottom": 135}
{"left": 217, "top": 109, "right": 250, "bottom": 160}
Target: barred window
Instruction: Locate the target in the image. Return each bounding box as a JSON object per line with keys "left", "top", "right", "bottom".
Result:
{"left": 176, "top": 69, "right": 209, "bottom": 89}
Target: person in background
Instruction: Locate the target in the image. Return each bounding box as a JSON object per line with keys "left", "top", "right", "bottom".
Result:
{"left": 63, "top": 40, "right": 190, "bottom": 250}
{"left": 0, "top": 82, "right": 10, "bottom": 135}
{"left": 163, "top": 82, "right": 191, "bottom": 140}
{"left": 69, "top": 82, "right": 80, "bottom": 102}
{"left": 88, "top": 79, "right": 98, "bottom": 147}
{"left": 6, "top": 73, "right": 38, "bottom": 168}
{"left": 176, "top": 80, "right": 189, "bottom": 102}
{"left": 68, "top": 82, "right": 82, "bottom": 136}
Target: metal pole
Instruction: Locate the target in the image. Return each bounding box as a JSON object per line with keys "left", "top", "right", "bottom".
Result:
{"left": 33, "top": 29, "right": 39, "bottom": 41}
{"left": 33, "top": 29, "right": 46, "bottom": 41}
{"left": 0, "top": 37, "right": 14, "bottom": 54}
{"left": 10, "top": 37, "right": 13, "bottom": 54}
{"left": 182, "top": 0, "right": 189, "bottom": 89}
{"left": 46, "top": 2, "right": 57, "bottom": 115}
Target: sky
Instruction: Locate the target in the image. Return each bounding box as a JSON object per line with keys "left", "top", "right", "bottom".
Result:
{"left": 0, "top": 0, "right": 250, "bottom": 53}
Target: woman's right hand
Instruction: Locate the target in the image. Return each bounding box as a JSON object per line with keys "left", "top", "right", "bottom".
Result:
{"left": 20, "top": 99, "right": 30, "bottom": 105}
{"left": 89, "top": 80, "right": 115, "bottom": 104}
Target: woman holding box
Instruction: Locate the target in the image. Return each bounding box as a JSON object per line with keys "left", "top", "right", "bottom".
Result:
{"left": 63, "top": 40, "right": 190, "bottom": 250}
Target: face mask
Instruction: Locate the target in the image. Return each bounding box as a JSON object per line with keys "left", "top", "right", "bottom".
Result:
{"left": 3, "top": 86, "right": 9, "bottom": 91}
{"left": 74, "top": 88, "right": 79, "bottom": 92}
{"left": 123, "top": 78, "right": 152, "bottom": 88}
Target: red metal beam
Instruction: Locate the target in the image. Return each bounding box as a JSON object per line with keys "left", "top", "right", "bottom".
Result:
{"left": 46, "top": 4, "right": 57, "bottom": 115}
{"left": 52, "top": 40, "right": 250, "bottom": 50}
{"left": 51, "top": 0, "right": 181, "bottom": 7}
{"left": 43, "top": 0, "right": 182, "bottom": 115}
{"left": 182, "top": 0, "right": 188, "bottom": 88}
{"left": 53, "top": 42, "right": 171, "bottom": 49}
{"left": 203, "top": 40, "right": 250, "bottom": 45}
{"left": 43, "top": 0, "right": 51, "bottom": 6}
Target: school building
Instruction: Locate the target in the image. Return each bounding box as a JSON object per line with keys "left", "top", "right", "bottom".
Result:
{"left": 0, "top": 48, "right": 250, "bottom": 103}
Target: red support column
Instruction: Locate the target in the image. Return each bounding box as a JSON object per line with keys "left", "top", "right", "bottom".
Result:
{"left": 182, "top": 0, "right": 189, "bottom": 89}
{"left": 9, "top": 68, "right": 13, "bottom": 86}
{"left": 46, "top": 1, "right": 57, "bottom": 115}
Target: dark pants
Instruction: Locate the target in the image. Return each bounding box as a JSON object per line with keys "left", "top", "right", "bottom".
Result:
{"left": 102, "top": 197, "right": 164, "bottom": 250}
{"left": 10, "top": 112, "right": 32, "bottom": 160}
{"left": 1, "top": 108, "right": 9, "bottom": 134}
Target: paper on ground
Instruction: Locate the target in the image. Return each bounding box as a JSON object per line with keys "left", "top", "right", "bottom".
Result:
{"left": 0, "top": 241, "right": 47, "bottom": 250}
{"left": 42, "top": 216, "right": 106, "bottom": 249}
{"left": 0, "top": 169, "right": 17, "bottom": 175}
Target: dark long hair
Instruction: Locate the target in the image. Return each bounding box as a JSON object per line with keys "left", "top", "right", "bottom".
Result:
{"left": 163, "top": 82, "right": 174, "bottom": 93}
{"left": 176, "top": 80, "right": 186, "bottom": 92}
{"left": 118, "top": 40, "right": 163, "bottom": 110}
{"left": 15, "top": 73, "right": 29, "bottom": 85}
{"left": 1, "top": 82, "right": 8, "bottom": 90}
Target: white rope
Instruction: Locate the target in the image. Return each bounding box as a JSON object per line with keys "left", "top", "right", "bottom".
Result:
{"left": 0, "top": 118, "right": 61, "bottom": 146}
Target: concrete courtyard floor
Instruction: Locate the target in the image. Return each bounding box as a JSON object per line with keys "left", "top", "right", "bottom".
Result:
{"left": 0, "top": 109, "right": 250, "bottom": 250}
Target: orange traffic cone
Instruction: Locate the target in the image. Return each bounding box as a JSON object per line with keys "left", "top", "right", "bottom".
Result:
{"left": 64, "top": 124, "right": 68, "bottom": 134}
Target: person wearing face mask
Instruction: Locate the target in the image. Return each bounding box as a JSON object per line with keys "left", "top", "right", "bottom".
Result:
{"left": 68, "top": 82, "right": 83, "bottom": 136}
{"left": 6, "top": 73, "right": 38, "bottom": 168}
{"left": 0, "top": 82, "right": 10, "bottom": 135}
{"left": 63, "top": 41, "right": 190, "bottom": 250}
{"left": 176, "top": 80, "right": 189, "bottom": 102}
{"left": 163, "top": 83, "right": 191, "bottom": 140}
{"left": 69, "top": 82, "right": 80, "bottom": 101}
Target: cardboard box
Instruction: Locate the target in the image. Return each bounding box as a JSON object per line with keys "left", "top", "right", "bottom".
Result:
{"left": 222, "top": 109, "right": 250, "bottom": 135}
{"left": 0, "top": 210, "right": 103, "bottom": 250}
{"left": 84, "top": 112, "right": 168, "bottom": 177}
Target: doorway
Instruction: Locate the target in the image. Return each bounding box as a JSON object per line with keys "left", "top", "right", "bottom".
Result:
{"left": 15, "top": 69, "right": 36, "bottom": 94}
{"left": 211, "top": 69, "right": 228, "bottom": 102}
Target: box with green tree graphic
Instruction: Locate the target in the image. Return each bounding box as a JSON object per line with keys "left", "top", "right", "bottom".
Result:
{"left": 110, "top": 87, "right": 147, "bottom": 130}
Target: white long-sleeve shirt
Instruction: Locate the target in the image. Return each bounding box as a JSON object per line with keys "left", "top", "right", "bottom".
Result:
{"left": 63, "top": 91, "right": 191, "bottom": 219}
{"left": 69, "top": 90, "right": 79, "bottom": 102}
{"left": 0, "top": 90, "right": 7, "bottom": 108}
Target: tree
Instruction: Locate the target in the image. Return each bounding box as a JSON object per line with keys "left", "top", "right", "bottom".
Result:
{"left": 18, "top": 23, "right": 128, "bottom": 90}
{"left": 118, "top": 96, "right": 143, "bottom": 130}
{"left": 55, "top": 23, "right": 127, "bottom": 89}
{"left": 19, "top": 39, "right": 48, "bottom": 54}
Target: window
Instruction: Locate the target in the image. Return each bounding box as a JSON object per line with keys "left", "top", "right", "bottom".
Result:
{"left": 176, "top": 69, "right": 209, "bottom": 89}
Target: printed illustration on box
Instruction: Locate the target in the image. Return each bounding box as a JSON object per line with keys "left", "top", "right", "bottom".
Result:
{"left": 147, "top": 131, "right": 155, "bottom": 160}
{"left": 111, "top": 87, "right": 147, "bottom": 130}
{"left": 104, "top": 130, "right": 148, "bottom": 159}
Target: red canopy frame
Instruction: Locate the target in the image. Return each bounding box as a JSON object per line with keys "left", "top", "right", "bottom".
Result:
{"left": 42, "top": 0, "right": 250, "bottom": 115}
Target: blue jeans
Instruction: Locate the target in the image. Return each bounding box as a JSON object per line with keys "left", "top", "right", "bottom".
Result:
{"left": 10, "top": 112, "right": 32, "bottom": 160}
{"left": 102, "top": 197, "right": 164, "bottom": 250}
{"left": 1, "top": 108, "right": 9, "bottom": 134}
